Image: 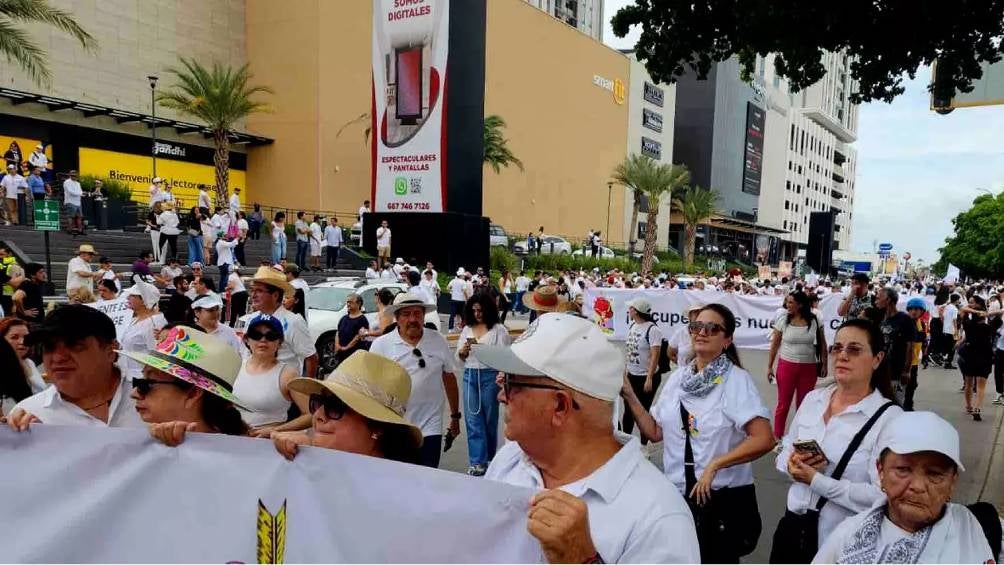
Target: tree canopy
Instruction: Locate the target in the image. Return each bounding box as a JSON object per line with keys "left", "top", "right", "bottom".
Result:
{"left": 0, "top": 0, "right": 96, "bottom": 86}
{"left": 611, "top": 0, "right": 1004, "bottom": 104}
{"left": 936, "top": 192, "right": 1004, "bottom": 278}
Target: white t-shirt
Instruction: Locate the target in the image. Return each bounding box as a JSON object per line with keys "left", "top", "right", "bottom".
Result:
{"left": 237, "top": 218, "right": 249, "bottom": 236}
{"left": 625, "top": 321, "right": 663, "bottom": 375}
{"left": 942, "top": 304, "right": 959, "bottom": 334}
{"left": 66, "top": 256, "right": 93, "bottom": 291}
{"left": 358, "top": 205, "right": 369, "bottom": 219}
{"left": 457, "top": 324, "right": 511, "bottom": 369}
{"left": 652, "top": 362, "right": 770, "bottom": 493}
{"left": 369, "top": 329, "right": 458, "bottom": 437}
{"left": 1, "top": 174, "right": 25, "bottom": 199}
{"left": 62, "top": 179, "right": 82, "bottom": 206}
{"left": 419, "top": 278, "right": 439, "bottom": 300}
{"left": 515, "top": 275, "right": 531, "bottom": 292}
{"left": 160, "top": 265, "right": 183, "bottom": 290}
{"left": 365, "top": 267, "right": 378, "bottom": 280}
{"left": 229, "top": 193, "right": 241, "bottom": 213}
{"left": 28, "top": 151, "right": 47, "bottom": 168}
{"left": 324, "top": 225, "right": 343, "bottom": 247}
{"left": 309, "top": 222, "right": 323, "bottom": 245}
{"left": 376, "top": 227, "right": 391, "bottom": 247}
{"left": 216, "top": 238, "right": 238, "bottom": 266}
{"left": 774, "top": 315, "right": 820, "bottom": 364}
{"left": 447, "top": 277, "right": 467, "bottom": 301}
{"left": 294, "top": 219, "right": 309, "bottom": 242}
{"left": 197, "top": 189, "right": 211, "bottom": 210}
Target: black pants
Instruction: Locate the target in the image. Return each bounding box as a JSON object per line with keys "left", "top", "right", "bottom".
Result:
{"left": 940, "top": 333, "right": 957, "bottom": 365}
{"left": 904, "top": 365, "right": 919, "bottom": 411}
{"left": 622, "top": 372, "right": 661, "bottom": 443}
{"left": 159, "top": 233, "right": 178, "bottom": 261}
{"left": 994, "top": 348, "right": 1004, "bottom": 395}
{"left": 419, "top": 434, "right": 442, "bottom": 468}
{"left": 235, "top": 241, "right": 246, "bottom": 266}
{"left": 591, "top": 244, "right": 598, "bottom": 257}
{"left": 326, "top": 246, "right": 339, "bottom": 269}
{"left": 229, "top": 291, "right": 248, "bottom": 326}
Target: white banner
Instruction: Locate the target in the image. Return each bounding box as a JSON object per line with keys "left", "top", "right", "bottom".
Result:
{"left": 583, "top": 289, "right": 934, "bottom": 349}
{"left": 372, "top": 0, "right": 449, "bottom": 213}
{"left": 87, "top": 297, "right": 133, "bottom": 341}
{"left": 0, "top": 426, "right": 540, "bottom": 563}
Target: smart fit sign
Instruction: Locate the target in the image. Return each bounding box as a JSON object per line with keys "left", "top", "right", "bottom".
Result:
{"left": 593, "top": 74, "right": 626, "bottom": 105}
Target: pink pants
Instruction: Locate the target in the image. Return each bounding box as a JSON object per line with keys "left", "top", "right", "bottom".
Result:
{"left": 774, "top": 358, "right": 817, "bottom": 439}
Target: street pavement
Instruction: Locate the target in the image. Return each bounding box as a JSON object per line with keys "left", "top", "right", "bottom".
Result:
{"left": 434, "top": 314, "right": 1004, "bottom": 562}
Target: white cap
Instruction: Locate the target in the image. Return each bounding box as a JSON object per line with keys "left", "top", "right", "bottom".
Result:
{"left": 473, "top": 313, "right": 623, "bottom": 401}
{"left": 152, "top": 177, "right": 163, "bottom": 184}
{"left": 192, "top": 292, "right": 224, "bottom": 310}
{"left": 35, "top": 144, "right": 43, "bottom": 150}
{"left": 395, "top": 257, "right": 405, "bottom": 264}
{"left": 457, "top": 267, "right": 465, "bottom": 276}
{"left": 880, "top": 411, "right": 965, "bottom": 471}
{"left": 125, "top": 281, "right": 160, "bottom": 309}
{"left": 625, "top": 297, "right": 651, "bottom": 314}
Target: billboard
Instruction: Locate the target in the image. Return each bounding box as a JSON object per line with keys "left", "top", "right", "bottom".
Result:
{"left": 372, "top": 0, "right": 449, "bottom": 213}
{"left": 742, "top": 102, "right": 765, "bottom": 195}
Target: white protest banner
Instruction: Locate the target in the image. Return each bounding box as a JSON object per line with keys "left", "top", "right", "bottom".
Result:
{"left": 0, "top": 426, "right": 540, "bottom": 563}
{"left": 944, "top": 263, "right": 961, "bottom": 284}
{"left": 87, "top": 297, "right": 133, "bottom": 340}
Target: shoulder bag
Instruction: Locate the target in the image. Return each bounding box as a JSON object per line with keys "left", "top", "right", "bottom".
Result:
{"left": 767, "top": 400, "right": 896, "bottom": 564}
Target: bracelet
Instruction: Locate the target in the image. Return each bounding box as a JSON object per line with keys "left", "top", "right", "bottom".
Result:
{"left": 583, "top": 552, "right": 605, "bottom": 564}
{"left": 450, "top": 412, "right": 461, "bottom": 420}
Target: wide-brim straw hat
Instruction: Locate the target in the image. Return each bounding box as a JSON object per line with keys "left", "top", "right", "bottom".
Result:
{"left": 384, "top": 291, "right": 437, "bottom": 317}
{"left": 251, "top": 265, "right": 294, "bottom": 298}
{"left": 522, "top": 285, "right": 567, "bottom": 312}
{"left": 288, "top": 351, "right": 422, "bottom": 448}
{"left": 118, "top": 326, "right": 250, "bottom": 410}
{"left": 78, "top": 244, "right": 96, "bottom": 254}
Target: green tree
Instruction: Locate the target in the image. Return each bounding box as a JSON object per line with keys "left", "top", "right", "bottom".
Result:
{"left": 483, "top": 114, "right": 523, "bottom": 174}
{"left": 611, "top": 154, "right": 651, "bottom": 254}
{"left": 611, "top": 1, "right": 1004, "bottom": 104}
{"left": 612, "top": 155, "right": 687, "bottom": 273}
{"left": 672, "top": 185, "right": 720, "bottom": 270}
{"left": 0, "top": 0, "right": 96, "bottom": 86}
{"left": 935, "top": 192, "right": 1004, "bottom": 278}
{"left": 157, "top": 58, "right": 273, "bottom": 208}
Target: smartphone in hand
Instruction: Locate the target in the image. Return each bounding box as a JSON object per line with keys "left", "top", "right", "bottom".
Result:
{"left": 793, "top": 439, "right": 829, "bottom": 464}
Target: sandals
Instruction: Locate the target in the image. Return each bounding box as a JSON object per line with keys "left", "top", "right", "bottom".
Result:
{"left": 974, "top": 409, "right": 983, "bottom": 422}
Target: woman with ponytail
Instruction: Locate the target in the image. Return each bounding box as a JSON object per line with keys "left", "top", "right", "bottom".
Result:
{"left": 622, "top": 303, "right": 774, "bottom": 563}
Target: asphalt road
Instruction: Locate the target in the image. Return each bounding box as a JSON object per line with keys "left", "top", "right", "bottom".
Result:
{"left": 433, "top": 321, "right": 1003, "bottom": 563}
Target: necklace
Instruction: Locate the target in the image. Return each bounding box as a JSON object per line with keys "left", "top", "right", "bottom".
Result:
{"left": 81, "top": 396, "right": 114, "bottom": 411}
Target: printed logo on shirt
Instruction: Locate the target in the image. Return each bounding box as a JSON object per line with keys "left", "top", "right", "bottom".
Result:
{"left": 687, "top": 413, "right": 699, "bottom": 436}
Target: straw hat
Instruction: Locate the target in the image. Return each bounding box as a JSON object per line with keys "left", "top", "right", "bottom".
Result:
{"left": 118, "top": 326, "right": 250, "bottom": 410}
{"left": 161, "top": 200, "right": 175, "bottom": 211}
{"left": 251, "top": 265, "right": 293, "bottom": 297}
{"left": 288, "top": 351, "right": 422, "bottom": 447}
{"left": 522, "top": 285, "right": 567, "bottom": 312}
{"left": 384, "top": 291, "right": 436, "bottom": 317}
{"left": 77, "top": 244, "right": 96, "bottom": 254}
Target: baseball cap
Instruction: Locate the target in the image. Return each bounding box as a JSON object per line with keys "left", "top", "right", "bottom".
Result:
{"left": 26, "top": 304, "right": 117, "bottom": 347}
{"left": 192, "top": 292, "right": 224, "bottom": 310}
{"left": 625, "top": 297, "right": 651, "bottom": 314}
{"left": 396, "top": 257, "right": 405, "bottom": 264}
{"left": 5, "top": 164, "right": 13, "bottom": 170}
{"left": 473, "top": 313, "right": 623, "bottom": 401}
{"left": 247, "top": 314, "right": 284, "bottom": 337}
{"left": 191, "top": 261, "right": 203, "bottom": 269}
{"left": 880, "top": 411, "right": 964, "bottom": 471}
{"left": 906, "top": 297, "right": 927, "bottom": 311}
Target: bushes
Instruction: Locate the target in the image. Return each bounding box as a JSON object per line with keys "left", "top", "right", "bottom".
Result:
{"left": 490, "top": 246, "right": 519, "bottom": 274}
{"left": 78, "top": 174, "right": 133, "bottom": 201}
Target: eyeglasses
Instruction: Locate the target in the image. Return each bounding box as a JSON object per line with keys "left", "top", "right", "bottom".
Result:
{"left": 246, "top": 328, "right": 281, "bottom": 342}
{"left": 688, "top": 321, "right": 726, "bottom": 336}
{"left": 131, "top": 377, "right": 191, "bottom": 396}
{"left": 412, "top": 348, "right": 426, "bottom": 369}
{"left": 309, "top": 393, "right": 348, "bottom": 420}
{"left": 829, "top": 343, "right": 868, "bottom": 358}
{"left": 502, "top": 374, "right": 580, "bottom": 409}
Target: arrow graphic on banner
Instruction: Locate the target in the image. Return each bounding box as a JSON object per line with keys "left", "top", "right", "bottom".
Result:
{"left": 255, "top": 499, "right": 287, "bottom": 564}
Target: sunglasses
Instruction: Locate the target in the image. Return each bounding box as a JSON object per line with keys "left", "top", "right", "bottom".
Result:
{"left": 829, "top": 343, "right": 868, "bottom": 358}
{"left": 309, "top": 393, "right": 348, "bottom": 420}
{"left": 132, "top": 377, "right": 191, "bottom": 396}
{"left": 502, "top": 374, "right": 580, "bottom": 409}
{"left": 412, "top": 348, "right": 426, "bottom": 369}
{"left": 688, "top": 321, "right": 726, "bottom": 336}
{"left": 246, "top": 328, "right": 281, "bottom": 342}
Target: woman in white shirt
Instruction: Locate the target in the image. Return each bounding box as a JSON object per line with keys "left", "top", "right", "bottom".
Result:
{"left": 457, "top": 293, "right": 511, "bottom": 477}
{"left": 622, "top": 303, "right": 774, "bottom": 563}
{"left": 215, "top": 233, "right": 239, "bottom": 292}
{"left": 156, "top": 202, "right": 181, "bottom": 261}
{"left": 119, "top": 281, "right": 167, "bottom": 380}
{"left": 767, "top": 291, "right": 827, "bottom": 439}
{"left": 770, "top": 318, "right": 902, "bottom": 563}
{"left": 308, "top": 218, "right": 323, "bottom": 272}
{"left": 226, "top": 264, "right": 248, "bottom": 325}
{"left": 270, "top": 212, "right": 287, "bottom": 264}
{"left": 813, "top": 411, "right": 994, "bottom": 564}
{"left": 621, "top": 297, "right": 662, "bottom": 443}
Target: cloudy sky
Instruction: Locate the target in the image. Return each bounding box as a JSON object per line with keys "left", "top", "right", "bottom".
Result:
{"left": 602, "top": 1, "right": 1004, "bottom": 265}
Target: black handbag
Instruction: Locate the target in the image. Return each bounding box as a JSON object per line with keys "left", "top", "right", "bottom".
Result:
{"left": 680, "top": 404, "right": 761, "bottom": 560}
{"left": 768, "top": 401, "right": 896, "bottom": 564}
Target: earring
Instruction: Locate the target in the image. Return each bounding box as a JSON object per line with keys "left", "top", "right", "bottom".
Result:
{"left": 370, "top": 433, "right": 380, "bottom": 440}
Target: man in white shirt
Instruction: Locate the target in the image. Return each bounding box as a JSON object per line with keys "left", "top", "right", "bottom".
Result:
{"left": 406, "top": 270, "right": 435, "bottom": 306}
{"left": 473, "top": 313, "right": 700, "bottom": 564}
{"left": 229, "top": 187, "right": 242, "bottom": 216}
{"left": 446, "top": 269, "right": 468, "bottom": 332}
{"left": 376, "top": 220, "right": 391, "bottom": 265}
{"left": 940, "top": 293, "right": 961, "bottom": 370}
{"left": 514, "top": 271, "right": 531, "bottom": 315}
{"left": 424, "top": 261, "right": 438, "bottom": 282}
{"left": 1, "top": 164, "right": 25, "bottom": 225}
{"left": 323, "top": 218, "right": 343, "bottom": 271}
{"left": 293, "top": 211, "right": 310, "bottom": 270}
{"left": 197, "top": 184, "right": 212, "bottom": 210}
{"left": 210, "top": 207, "right": 231, "bottom": 240}
{"left": 358, "top": 199, "right": 370, "bottom": 221}
{"left": 28, "top": 144, "right": 47, "bottom": 173}
{"left": 66, "top": 244, "right": 99, "bottom": 294}
{"left": 369, "top": 293, "right": 460, "bottom": 468}
{"left": 62, "top": 170, "right": 84, "bottom": 234}
{"left": 6, "top": 305, "right": 145, "bottom": 430}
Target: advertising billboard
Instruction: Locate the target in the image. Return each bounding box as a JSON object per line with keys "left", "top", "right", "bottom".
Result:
{"left": 372, "top": 0, "right": 449, "bottom": 213}
{"left": 742, "top": 102, "right": 765, "bottom": 195}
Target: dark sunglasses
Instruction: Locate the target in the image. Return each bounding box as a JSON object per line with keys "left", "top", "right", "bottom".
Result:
{"left": 132, "top": 377, "right": 191, "bottom": 396}
{"left": 503, "top": 374, "right": 580, "bottom": 410}
{"left": 412, "top": 348, "right": 426, "bottom": 369}
{"left": 246, "top": 328, "right": 281, "bottom": 342}
{"left": 688, "top": 321, "right": 726, "bottom": 336}
{"left": 309, "top": 393, "right": 348, "bottom": 420}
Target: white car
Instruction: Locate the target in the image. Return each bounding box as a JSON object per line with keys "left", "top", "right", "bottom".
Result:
{"left": 308, "top": 278, "right": 440, "bottom": 373}
{"left": 571, "top": 246, "right": 616, "bottom": 259}
{"left": 489, "top": 224, "right": 508, "bottom": 248}
{"left": 512, "top": 234, "right": 572, "bottom": 255}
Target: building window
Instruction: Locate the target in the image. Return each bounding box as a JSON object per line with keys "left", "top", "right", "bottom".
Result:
{"left": 784, "top": 200, "right": 789, "bottom": 210}
{"left": 783, "top": 220, "right": 787, "bottom": 230}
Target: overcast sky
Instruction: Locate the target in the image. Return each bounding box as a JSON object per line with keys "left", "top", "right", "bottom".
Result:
{"left": 602, "top": 1, "right": 1004, "bottom": 265}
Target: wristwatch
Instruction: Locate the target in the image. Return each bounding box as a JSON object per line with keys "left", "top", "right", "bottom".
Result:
{"left": 450, "top": 412, "right": 462, "bottom": 420}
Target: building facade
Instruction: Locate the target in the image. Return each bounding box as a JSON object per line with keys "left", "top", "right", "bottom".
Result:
{"left": 522, "top": 0, "right": 604, "bottom": 41}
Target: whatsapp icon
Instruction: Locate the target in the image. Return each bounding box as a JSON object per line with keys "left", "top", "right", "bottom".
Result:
{"left": 394, "top": 177, "right": 407, "bottom": 196}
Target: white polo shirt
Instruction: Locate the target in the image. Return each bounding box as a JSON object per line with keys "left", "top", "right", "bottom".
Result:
{"left": 369, "top": 328, "right": 457, "bottom": 437}
{"left": 777, "top": 386, "right": 902, "bottom": 545}
{"left": 66, "top": 256, "right": 93, "bottom": 292}
{"left": 13, "top": 375, "right": 144, "bottom": 428}
{"left": 447, "top": 277, "right": 467, "bottom": 302}
{"left": 486, "top": 433, "right": 701, "bottom": 564}
{"left": 1, "top": 173, "right": 25, "bottom": 199}
{"left": 376, "top": 227, "right": 391, "bottom": 248}
{"left": 651, "top": 362, "right": 770, "bottom": 493}
{"left": 239, "top": 306, "right": 316, "bottom": 369}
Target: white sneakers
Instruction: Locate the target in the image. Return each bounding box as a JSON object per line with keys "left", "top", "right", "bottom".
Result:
{"left": 993, "top": 394, "right": 1004, "bottom": 406}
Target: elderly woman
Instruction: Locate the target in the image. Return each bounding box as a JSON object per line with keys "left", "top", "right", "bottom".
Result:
{"left": 622, "top": 303, "right": 775, "bottom": 563}
{"left": 120, "top": 326, "right": 251, "bottom": 445}
{"left": 272, "top": 350, "right": 421, "bottom": 464}
{"left": 118, "top": 281, "right": 166, "bottom": 380}
{"left": 770, "top": 318, "right": 902, "bottom": 563}
{"left": 333, "top": 292, "right": 369, "bottom": 364}
{"left": 813, "top": 411, "right": 994, "bottom": 564}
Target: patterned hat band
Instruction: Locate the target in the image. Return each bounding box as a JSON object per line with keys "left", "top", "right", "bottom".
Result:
{"left": 331, "top": 371, "right": 407, "bottom": 417}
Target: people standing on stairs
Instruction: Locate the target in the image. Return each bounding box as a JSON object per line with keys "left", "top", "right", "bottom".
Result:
{"left": 235, "top": 211, "right": 249, "bottom": 267}
{"left": 229, "top": 187, "right": 242, "bottom": 217}
{"left": 145, "top": 202, "right": 163, "bottom": 264}
{"left": 1, "top": 163, "right": 25, "bottom": 225}
{"left": 248, "top": 203, "right": 263, "bottom": 241}
{"left": 215, "top": 231, "right": 239, "bottom": 293}
{"left": 186, "top": 206, "right": 206, "bottom": 266}
{"left": 323, "top": 217, "right": 342, "bottom": 271}
{"left": 270, "top": 211, "right": 287, "bottom": 265}
{"left": 66, "top": 244, "right": 99, "bottom": 295}
{"left": 308, "top": 215, "right": 323, "bottom": 272}
{"left": 156, "top": 201, "right": 181, "bottom": 262}
{"left": 294, "top": 211, "right": 310, "bottom": 269}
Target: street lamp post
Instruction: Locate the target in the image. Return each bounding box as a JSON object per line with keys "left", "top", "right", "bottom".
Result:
{"left": 606, "top": 181, "right": 612, "bottom": 243}
{"left": 148, "top": 75, "right": 159, "bottom": 177}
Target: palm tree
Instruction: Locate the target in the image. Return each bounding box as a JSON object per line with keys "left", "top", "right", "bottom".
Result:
{"left": 157, "top": 58, "right": 273, "bottom": 208}
{"left": 0, "top": 0, "right": 96, "bottom": 86}
{"left": 638, "top": 163, "right": 690, "bottom": 274}
{"left": 611, "top": 154, "right": 649, "bottom": 255}
{"left": 672, "top": 185, "right": 720, "bottom": 270}
{"left": 483, "top": 114, "right": 523, "bottom": 174}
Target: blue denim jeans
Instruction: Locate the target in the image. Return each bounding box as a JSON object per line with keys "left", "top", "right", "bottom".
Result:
{"left": 295, "top": 240, "right": 309, "bottom": 268}
{"left": 188, "top": 235, "right": 204, "bottom": 265}
{"left": 514, "top": 291, "right": 526, "bottom": 313}
{"left": 271, "top": 236, "right": 286, "bottom": 264}
{"left": 463, "top": 367, "right": 500, "bottom": 466}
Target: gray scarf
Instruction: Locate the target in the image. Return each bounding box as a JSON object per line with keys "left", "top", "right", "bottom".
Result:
{"left": 679, "top": 354, "right": 733, "bottom": 398}
{"left": 837, "top": 505, "right": 933, "bottom": 564}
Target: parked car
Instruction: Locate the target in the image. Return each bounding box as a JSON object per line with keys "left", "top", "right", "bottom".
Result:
{"left": 489, "top": 224, "right": 508, "bottom": 248}
{"left": 512, "top": 234, "right": 572, "bottom": 255}
{"left": 571, "top": 246, "right": 616, "bottom": 259}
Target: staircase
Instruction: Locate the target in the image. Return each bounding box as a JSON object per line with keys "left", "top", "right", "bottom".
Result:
{"left": 0, "top": 226, "right": 364, "bottom": 294}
